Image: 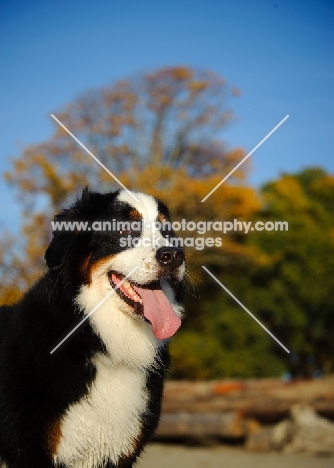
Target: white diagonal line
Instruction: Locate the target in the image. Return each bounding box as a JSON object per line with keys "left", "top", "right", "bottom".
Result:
{"left": 51, "top": 114, "right": 139, "bottom": 202}
{"left": 201, "top": 115, "right": 289, "bottom": 202}
{"left": 50, "top": 266, "right": 139, "bottom": 354}
{"left": 201, "top": 266, "right": 290, "bottom": 353}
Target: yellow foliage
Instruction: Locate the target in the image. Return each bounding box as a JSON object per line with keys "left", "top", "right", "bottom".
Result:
{"left": 264, "top": 176, "right": 308, "bottom": 211}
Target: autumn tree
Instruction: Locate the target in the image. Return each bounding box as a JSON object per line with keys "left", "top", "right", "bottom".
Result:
{"left": 2, "top": 66, "right": 260, "bottom": 305}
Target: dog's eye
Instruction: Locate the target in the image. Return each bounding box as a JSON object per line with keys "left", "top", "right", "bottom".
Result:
{"left": 120, "top": 229, "right": 131, "bottom": 235}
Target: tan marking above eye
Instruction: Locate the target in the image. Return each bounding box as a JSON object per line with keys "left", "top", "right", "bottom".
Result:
{"left": 129, "top": 209, "right": 142, "bottom": 220}
{"left": 158, "top": 213, "right": 166, "bottom": 222}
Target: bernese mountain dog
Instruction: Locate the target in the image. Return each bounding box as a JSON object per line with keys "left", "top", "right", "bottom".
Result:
{"left": 0, "top": 189, "right": 185, "bottom": 468}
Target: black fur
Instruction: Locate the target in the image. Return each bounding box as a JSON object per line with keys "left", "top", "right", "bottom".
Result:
{"left": 0, "top": 189, "right": 184, "bottom": 468}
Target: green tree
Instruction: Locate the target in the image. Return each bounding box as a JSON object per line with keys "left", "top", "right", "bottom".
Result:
{"left": 243, "top": 167, "right": 334, "bottom": 377}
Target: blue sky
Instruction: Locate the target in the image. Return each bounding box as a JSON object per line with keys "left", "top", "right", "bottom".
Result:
{"left": 1, "top": 0, "right": 333, "bottom": 231}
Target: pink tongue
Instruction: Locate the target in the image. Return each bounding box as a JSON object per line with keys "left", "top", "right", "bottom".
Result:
{"left": 133, "top": 285, "right": 181, "bottom": 340}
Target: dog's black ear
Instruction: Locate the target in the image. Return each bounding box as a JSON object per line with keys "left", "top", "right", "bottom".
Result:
{"left": 45, "top": 187, "right": 91, "bottom": 270}
{"left": 45, "top": 187, "right": 120, "bottom": 270}
{"left": 45, "top": 215, "right": 76, "bottom": 270}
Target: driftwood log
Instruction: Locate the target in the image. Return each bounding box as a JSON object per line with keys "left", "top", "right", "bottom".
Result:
{"left": 161, "top": 378, "right": 334, "bottom": 423}
{"left": 155, "top": 378, "right": 334, "bottom": 442}
{"left": 155, "top": 412, "right": 246, "bottom": 439}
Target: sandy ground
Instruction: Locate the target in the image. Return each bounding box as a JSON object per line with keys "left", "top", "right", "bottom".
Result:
{"left": 137, "top": 443, "right": 334, "bottom": 468}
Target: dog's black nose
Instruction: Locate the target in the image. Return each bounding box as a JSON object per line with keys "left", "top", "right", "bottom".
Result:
{"left": 156, "top": 247, "right": 185, "bottom": 269}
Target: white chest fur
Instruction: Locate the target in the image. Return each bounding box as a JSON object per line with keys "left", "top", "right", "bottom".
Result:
{"left": 55, "top": 353, "right": 149, "bottom": 468}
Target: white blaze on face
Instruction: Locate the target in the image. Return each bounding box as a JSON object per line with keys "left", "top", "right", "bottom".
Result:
{"left": 114, "top": 191, "right": 170, "bottom": 284}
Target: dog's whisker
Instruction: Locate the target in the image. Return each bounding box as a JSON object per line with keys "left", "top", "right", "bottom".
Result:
{"left": 182, "top": 267, "right": 201, "bottom": 299}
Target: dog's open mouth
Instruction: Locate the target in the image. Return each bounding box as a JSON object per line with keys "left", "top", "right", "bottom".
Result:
{"left": 108, "top": 272, "right": 181, "bottom": 340}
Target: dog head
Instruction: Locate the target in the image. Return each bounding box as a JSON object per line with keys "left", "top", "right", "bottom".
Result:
{"left": 46, "top": 189, "right": 185, "bottom": 362}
